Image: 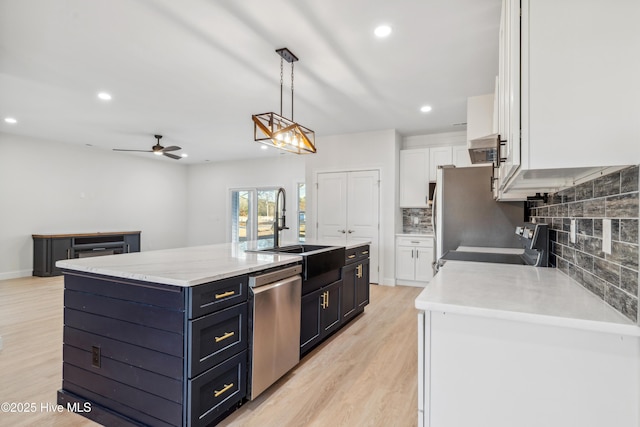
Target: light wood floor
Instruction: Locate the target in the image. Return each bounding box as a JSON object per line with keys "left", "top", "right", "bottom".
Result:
{"left": 0, "top": 276, "right": 422, "bottom": 427}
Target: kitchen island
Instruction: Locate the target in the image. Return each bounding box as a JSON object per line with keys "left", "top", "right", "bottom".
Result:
{"left": 415, "top": 261, "right": 640, "bottom": 427}
{"left": 55, "top": 241, "right": 370, "bottom": 426}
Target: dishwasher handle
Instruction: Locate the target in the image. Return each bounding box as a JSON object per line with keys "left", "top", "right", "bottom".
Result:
{"left": 251, "top": 274, "right": 301, "bottom": 295}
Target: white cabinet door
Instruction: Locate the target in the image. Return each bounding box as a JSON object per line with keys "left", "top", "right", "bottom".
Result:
{"left": 523, "top": 0, "right": 640, "bottom": 170}
{"left": 452, "top": 145, "right": 472, "bottom": 168}
{"left": 428, "top": 147, "right": 453, "bottom": 182}
{"left": 395, "top": 246, "right": 416, "bottom": 281}
{"left": 497, "top": 0, "right": 521, "bottom": 188}
{"left": 400, "top": 149, "right": 429, "bottom": 207}
{"left": 415, "top": 247, "right": 434, "bottom": 282}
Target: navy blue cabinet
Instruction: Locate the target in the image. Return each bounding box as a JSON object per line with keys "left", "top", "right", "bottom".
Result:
{"left": 57, "top": 271, "right": 248, "bottom": 426}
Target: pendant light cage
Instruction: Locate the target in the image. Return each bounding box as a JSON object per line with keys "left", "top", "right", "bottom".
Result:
{"left": 252, "top": 48, "right": 316, "bottom": 154}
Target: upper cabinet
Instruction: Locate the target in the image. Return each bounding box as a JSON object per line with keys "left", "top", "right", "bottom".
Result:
{"left": 494, "top": 0, "right": 640, "bottom": 198}
{"left": 400, "top": 148, "right": 430, "bottom": 208}
{"left": 428, "top": 147, "right": 453, "bottom": 182}
{"left": 400, "top": 145, "right": 470, "bottom": 207}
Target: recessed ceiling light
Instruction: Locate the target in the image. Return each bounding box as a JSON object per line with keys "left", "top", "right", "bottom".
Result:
{"left": 374, "top": 25, "right": 392, "bottom": 38}
{"left": 97, "top": 92, "right": 112, "bottom": 101}
{"left": 260, "top": 145, "right": 268, "bottom": 150}
{"left": 420, "top": 105, "right": 433, "bottom": 113}
{"left": 4, "top": 117, "right": 17, "bottom": 124}
{"left": 181, "top": 153, "right": 188, "bottom": 158}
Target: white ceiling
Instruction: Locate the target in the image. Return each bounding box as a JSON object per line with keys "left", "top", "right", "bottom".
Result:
{"left": 0, "top": 0, "right": 501, "bottom": 164}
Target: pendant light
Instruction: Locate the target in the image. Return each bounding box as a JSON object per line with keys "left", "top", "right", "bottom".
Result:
{"left": 252, "top": 48, "right": 316, "bottom": 154}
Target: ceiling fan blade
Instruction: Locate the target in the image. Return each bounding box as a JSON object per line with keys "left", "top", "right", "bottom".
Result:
{"left": 161, "top": 146, "right": 181, "bottom": 152}
{"left": 113, "top": 149, "right": 153, "bottom": 152}
{"left": 163, "top": 152, "right": 182, "bottom": 160}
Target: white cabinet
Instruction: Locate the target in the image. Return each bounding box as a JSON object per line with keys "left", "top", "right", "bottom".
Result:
{"left": 400, "top": 145, "right": 469, "bottom": 208}
{"left": 452, "top": 146, "right": 472, "bottom": 168}
{"left": 495, "top": 0, "right": 640, "bottom": 197}
{"left": 428, "top": 147, "right": 453, "bottom": 182}
{"left": 399, "top": 149, "right": 430, "bottom": 208}
{"left": 395, "top": 236, "right": 434, "bottom": 285}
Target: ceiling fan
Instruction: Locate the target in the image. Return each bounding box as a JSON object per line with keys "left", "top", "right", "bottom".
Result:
{"left": 113, "top": 135, "right": 182, "bottom": 160}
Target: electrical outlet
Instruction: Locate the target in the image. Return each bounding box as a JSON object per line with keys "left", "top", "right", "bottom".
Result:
{"left": 91, "top": 346, "right": 101, "bottom": 368}
{"left": 570, "top": 219, "right": 576, "bottom": 244}
{"left": 413, "top": 216, "right": 420, "bottom": 225}
{"left": 603, "top": 219, "right": 612, "bottom": 255}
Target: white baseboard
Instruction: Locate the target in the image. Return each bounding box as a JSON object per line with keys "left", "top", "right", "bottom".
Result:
{"left": 0, "top": 269, "right": 32, "bottom": 281}
{"left": 378, "top": 277, "right": 397, "bottom": 286}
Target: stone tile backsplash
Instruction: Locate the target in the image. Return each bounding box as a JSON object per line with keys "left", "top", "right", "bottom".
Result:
{"left": 529, "top": 166, "right": 640, "bottom": 323}
{"left": 402, "top": 208, "right": 433, "bottom": 234}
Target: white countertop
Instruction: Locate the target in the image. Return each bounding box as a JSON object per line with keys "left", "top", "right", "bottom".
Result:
{"left": 415, "top": 261, "right": 640, "bottom": 336}
{"left": 56, "top": 239, "right": 371, "bottom": 287}
{"left": 456, "top": 246, "right": 524, "bottom": 254}
{"left": 57, "top": 243, "right": 302, "bottom": 287}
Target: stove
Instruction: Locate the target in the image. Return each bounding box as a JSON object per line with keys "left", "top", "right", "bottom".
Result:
{"left": 440, "top": 223, "right": 549, "bottom": 267}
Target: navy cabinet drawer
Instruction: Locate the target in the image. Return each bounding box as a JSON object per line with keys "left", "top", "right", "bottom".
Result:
{"left": 345, "top": 245, "right": 370, "bottom": 264}
{"left": 188, "top": 275, "right": 248, "bottom": 318}
{"left": 188, "top": 350, "right": 247, "bottom": 427}
{"left": 188, "top": 303, "right": 248, "bottom": 378}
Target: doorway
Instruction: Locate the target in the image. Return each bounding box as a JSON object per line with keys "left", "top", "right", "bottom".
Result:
{"left": 316, "top": 170, "right": 380, "bottom": 283}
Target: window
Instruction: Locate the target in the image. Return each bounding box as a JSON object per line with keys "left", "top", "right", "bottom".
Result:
{"left": 231, "top": 188, "right": 278, "bottom": 250}
{"left": 297, "top": 182, "right": 306, "bottom": 242}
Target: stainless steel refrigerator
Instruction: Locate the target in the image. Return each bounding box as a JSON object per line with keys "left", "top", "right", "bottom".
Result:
{"left": 433, "top": 165, "right": 525, "bottom": 260}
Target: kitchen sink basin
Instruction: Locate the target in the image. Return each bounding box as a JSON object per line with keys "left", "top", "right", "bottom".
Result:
{"left": 265, "top": 244, "right": 335, "bottom": 254}
{"left": 251, "top": 244, "right": 345, "bottom": 281}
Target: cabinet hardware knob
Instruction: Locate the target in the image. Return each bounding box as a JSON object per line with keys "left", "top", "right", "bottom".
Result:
{"left": 416, "top": 250, "right": 419, "bottom": 259}
{"left": 411, "top": 241, "right": 420, "bottom": 243}
{"left": 362, "top": 251, "right": 369, "bottom": 255}
{"left": 215, "top": 290, "right": 235, "bottom": 299}
{"left": 347, "top": 230, "right": 354, "bottom": 234}
{"left": 66, "top": 248, "right": 71, "bottom": 259}
{"left": 411, "top": 249, "right": 414, "bottom": 258}
{"left": 214, "top": 383, "right": 234, "bottom": 397}
{"left": 347, "top": 254, "right": 356, "bottom": 259}
{"left": 215, "top": 331, "right": 235, "bottom": 343}
{"left": 339, "top": 229, "right": 346, "bottom": 233}
{"left": 356, "top": 264, "right": 363, "bottom": 278}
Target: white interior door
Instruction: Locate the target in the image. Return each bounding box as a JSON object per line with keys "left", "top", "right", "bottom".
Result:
{"left": 317, "top": 172, "right": 348, "bottom": 244}
{"left": 346, "top": 170, "right": 379, "bottom": 283}
{"left": 317, "top": 170, "right": 380, "bottom": 283}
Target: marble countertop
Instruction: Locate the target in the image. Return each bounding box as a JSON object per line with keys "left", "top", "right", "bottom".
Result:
{"left": 57, "top": 243, "right": 302, "bottom": 287}
{"left": 415, "top": 261, "right": 640, "bottom": 336}
{"left": 56, "top": 239, "right": 371, "bottom": 287}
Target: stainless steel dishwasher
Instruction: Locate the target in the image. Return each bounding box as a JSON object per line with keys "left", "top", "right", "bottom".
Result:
{"left": 248, "top": 264, "right": 302, "bottom": 400}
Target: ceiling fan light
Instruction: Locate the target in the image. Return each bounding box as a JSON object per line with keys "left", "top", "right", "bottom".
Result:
{"left": 153, "top": 151, "right": 163, "bottom": 156}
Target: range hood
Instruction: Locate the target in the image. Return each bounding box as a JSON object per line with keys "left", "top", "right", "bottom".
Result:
{"left": 468, "top": 133, "right": 499, "bottom": 164}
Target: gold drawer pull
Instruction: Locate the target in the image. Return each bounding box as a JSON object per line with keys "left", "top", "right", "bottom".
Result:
{"left": 215, "top": 290, "right": 235, "bottom": 299}
{"left": 214, "top": 383, "right": 234, "bottom": 397}
{"left": 347, "top": 254, "right": 356, "bottom": 259}
{"left": 356, "top": 264, "right": 363, "bottom": 279}
{"left": 215, "top": 331, "right": 235, "bottom": 343}
{"left": 362, "top": 250, "right": 369, "bottom": 255}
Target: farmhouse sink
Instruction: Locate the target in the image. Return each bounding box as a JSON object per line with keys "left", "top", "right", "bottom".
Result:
{"left": 253, "top": 244, "right": 345, "bottom": 281}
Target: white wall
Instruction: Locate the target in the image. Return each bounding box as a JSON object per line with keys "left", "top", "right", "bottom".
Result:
{"left": 304, "top": 129, "right": 400, "bottom": 286}
{"left": 0, "top": 133, "right": 188, "bottom": 279}
{"left": 186, "top": 155, "right": 306, "bottom": 246}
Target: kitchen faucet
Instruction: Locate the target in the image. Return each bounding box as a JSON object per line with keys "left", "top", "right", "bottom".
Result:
{"left": 273, "top": 187, "right": 289, "bottom": 248}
